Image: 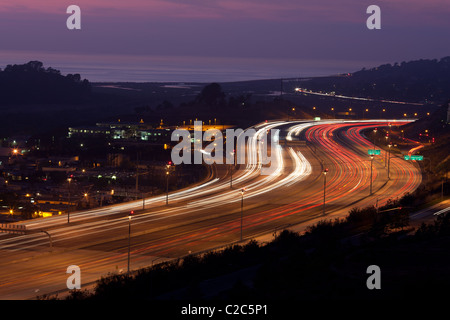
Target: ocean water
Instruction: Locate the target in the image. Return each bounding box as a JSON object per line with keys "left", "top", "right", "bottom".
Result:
{"left": 0, "top": 50, "right": 380, "bottom": 83}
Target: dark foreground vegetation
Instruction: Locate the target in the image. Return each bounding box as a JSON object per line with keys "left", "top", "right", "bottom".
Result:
{"left": 49, "top": 182, "right": 449, "bottom": 301}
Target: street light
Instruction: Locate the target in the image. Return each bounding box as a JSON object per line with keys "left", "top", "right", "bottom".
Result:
{"left": 230, "top": 150, "right": 235, "bottom": 189}
{"left": 128, "top": 211, "right": 133, "bottom": 274}
{"left": 67, "top": 178, "right": 72, "bottom": 223}
{"left": 370, "top": 155, "right": 374, "bottom": 195}
{"left": 84, "top": 193, "right": 88, "bottom": 208}
{"left": 240, "top": 188, "right": 246, "bottom": 242}
{"left": 323, "top": 169, "right": 328, "bottom": 216}
{"left": 384, "top": 136, "right": 389, "bottom": 165}
{"left": 166, "top": 170, "right": 169, "bottom": 205}
{"left": 373, "top": 128, "right": 378, "bottom": 148}
{"left": 387, "top": 144, "right": 392, "bottom": 180}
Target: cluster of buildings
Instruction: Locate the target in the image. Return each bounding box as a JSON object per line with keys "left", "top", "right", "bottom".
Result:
{"left": 67, "top": 120, "right": 173, "bottom": 144}
{"left": 0, "top": 119, "right": 234, "bottom": 221}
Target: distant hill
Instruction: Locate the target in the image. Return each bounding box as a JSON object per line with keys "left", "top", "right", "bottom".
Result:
{"left": 403, "top": 102, "right": 450, "bottom": 175}
{"left": 297, "top": 57, "right": 450, "bottom": 105}
{"left": 0, "top": 61, "right": 91, "bottom": 105}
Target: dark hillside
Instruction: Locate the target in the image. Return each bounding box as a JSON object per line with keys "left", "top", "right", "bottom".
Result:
{"left": 0, "top": 61, "right": 91, "bottom": 105}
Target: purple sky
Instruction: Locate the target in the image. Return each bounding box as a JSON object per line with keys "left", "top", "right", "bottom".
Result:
{"left": 1, "top": 0, "right": 449, "bottom": 81}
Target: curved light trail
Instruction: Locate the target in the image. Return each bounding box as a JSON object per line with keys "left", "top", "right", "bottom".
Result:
{"left": 0, "top": 119, "right": 423, "bottom": 299}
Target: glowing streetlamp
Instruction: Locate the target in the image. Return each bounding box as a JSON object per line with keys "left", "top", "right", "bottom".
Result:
{"left": 166, "top": 170, "right": 170, "bottom": 205}
{"left": 387, "top": 144, "right": 392, "bottom": 180}
{"left": 373, "top": 128, "right": 378, "bottom": 148}
{"left": 128, "top": 211, "right": 133, "bottom": 273}
{"left": 67, "top": 178, "right": 72, "bottom": 223}
{"left": 370, "top": 155, "right": 374, "bottom": 195}
{"left": 240, "top": 188, "right": 246, "bottom": 242}
{"left": 323, "top": 169, "right": 328, "bottom": 216}
{"left": 230, "top": 150, "right": 235, "bottom": 188}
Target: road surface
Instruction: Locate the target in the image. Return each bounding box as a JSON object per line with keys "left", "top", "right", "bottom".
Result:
{"left": 0, "top": 119, "right": 424, "bottom": 299}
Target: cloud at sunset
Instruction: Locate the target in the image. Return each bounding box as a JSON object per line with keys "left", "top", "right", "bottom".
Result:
{"left": 1, "top": 0, "right": 449, "bottom": 23}
{"left": 0, "top": 0, "right": 449, "bottom": 81}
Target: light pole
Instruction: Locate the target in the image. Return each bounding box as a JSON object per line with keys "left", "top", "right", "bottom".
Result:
{"left": 373, "top": 128, "right": 377, "bottom": 149}
{"left": 128, "top": 211, "right": 133, "bottom": 274}
{"left": 323, "top": 168, "right": 328, "bottom": 216}
{"left": 67, "top": 178, "right": 72, "bottom": 223}
{"left": 166, "top": 170, "right": 169, "bottom": 205}
{"left": 230, "top": 164, "right": 233, "bottom": 188}
{"left": 370, "top": 155, "right": 374, "bottom": 195}
{"left": 364, "top": 108, "right": 369, "bottom": 120}
{"left": 387, "top": 144, "right": 392, "bottom": 180}
{"left": 240, "top": 188, "right": 246, "bottom": 242}
{"left": 165, "top": 161, "right": 172, "bottom": 205}
{"left": 384, "top": 135, "right": 389, "bottom": 166}
{"left": 230, "top": 150, "right": 235, "bottom": 189}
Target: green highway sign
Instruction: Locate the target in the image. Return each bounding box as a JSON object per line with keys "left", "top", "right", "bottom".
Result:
{"left": 404, "top": 155, "right": 423, "bottom": 161}
{"left": 368, "top": 149, "right": 381, "bottom": 155}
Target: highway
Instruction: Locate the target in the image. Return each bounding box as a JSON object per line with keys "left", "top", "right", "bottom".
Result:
{"left": 0, "top": 119, "right": 423, "bottom": 299}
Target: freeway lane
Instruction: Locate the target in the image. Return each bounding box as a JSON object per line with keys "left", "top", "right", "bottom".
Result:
{"left": 0, "top": 120, "right": 423, "bottom": 299}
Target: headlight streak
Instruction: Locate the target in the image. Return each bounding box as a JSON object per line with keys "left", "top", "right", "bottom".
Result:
{"left": 2, "top": 120, "right": 421, "bottom": 254}
{"left": 2, "top": 121, "right": 304, "bottom": 250}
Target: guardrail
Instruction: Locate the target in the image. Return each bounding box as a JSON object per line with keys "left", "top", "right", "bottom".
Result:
{"left": 0, "top": 224, "right": 52, "bottom": 248}
{"left": 0, "top": 224, "right": 26, "bottom": 234}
